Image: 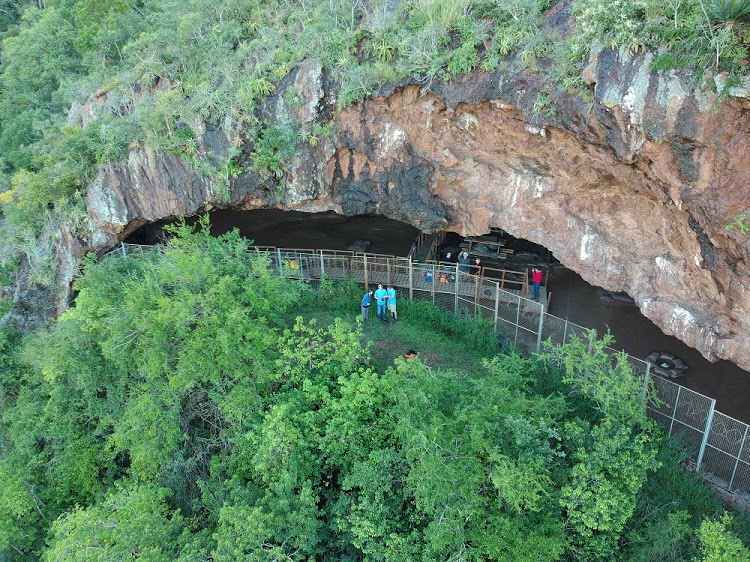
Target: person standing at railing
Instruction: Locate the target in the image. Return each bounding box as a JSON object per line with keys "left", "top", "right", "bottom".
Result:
{"left": 472, "top": 257, "right": 481, "bottom": 275}
{"left": 374, "top": 284, "right": 388, "bottom": 321}
{"left": 458, "top": 251, "right": 470, "bottom": 273}
{"left": 361, "top": 289, "right": 373, "bottom": 321}
{"left": 387, "top": 284, "right": 397, "bottom": 322}
{"left": 531, "top": 267, "right": 543, "bottom": 301}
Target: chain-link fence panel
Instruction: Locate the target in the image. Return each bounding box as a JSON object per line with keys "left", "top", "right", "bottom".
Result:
{"left": 540, "top": 314, "right": 569, "bottom": 348}
{"left": 647, "top": 378, "right": 713, "bottom": 456}
{"left": 514, "top": 297, "right": 545, "bottom": 353}
{"left": 626, "top": 356, "right": 650, "bottom": 378}
{"left": 476, "top": 278, "right": 498, "bottom": 322}
{"left": 456, "top": 271, "right": 480, "bottom": 319}
{"left": 492, "top": 288, "right": 537, "bottom": 352}
{"left": 647, "top": 376, "right": 682, "bottom": 430}
{"left": 701, "top": 412, "right": 750, "bottom": 488}
{"left": 699, "top": 449, "right": 736, "bottom": 489}
{"left": 730, "top": 436, "right": 750, "bottom": 492}
{"left": 435, "top": 288, "right": 457, "bottom": 315}
{"left": 266, "top": 253, "right": 282, "bottom": 274}
{"left": 494, "top": 291, "right": 522, "bottom": 340}
{"left": 674, "top": 387, "right": 713, "bottom": 435}
{"left": 349, "top": 257, "right": 366, "bottom": 284}
{"left": 411, "top": 287, "right": 433, "bottom": 306}
{"left": 320, "top": 254, "right": 350, "bottom": 280}
{"left": 365, "top": 257, "right": 390, "bottom": 287}
{"left": 562, "top": 322, "right": 592, "bottom": 346}
{"left": 278, "top": 251, "right": 309, "bottom": 280}
{"left": 413, "top": 264, "right": 438, "bottom": 304}
{"left": 391, "top": 261, "right": 412, "bottom": 293}
{"left": 664, "top": 387, "right": 712, "bottom": 460}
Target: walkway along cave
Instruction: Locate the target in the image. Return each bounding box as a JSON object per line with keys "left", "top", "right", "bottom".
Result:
{"left": 126, "top": 209, "right": 750, "bottom": 423}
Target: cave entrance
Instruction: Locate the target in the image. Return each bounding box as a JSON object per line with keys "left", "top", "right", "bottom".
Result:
{"left": 125, "top": 208, "right": 420, "bottom": 256}
{"left": 125, "top": 214, "right": 750, "bottom": 422}
{"left": 433, "top": 229, "right": 555, "bottom": 301}
{"left": 435, "top": 228, "right": 750, "bottom": 423}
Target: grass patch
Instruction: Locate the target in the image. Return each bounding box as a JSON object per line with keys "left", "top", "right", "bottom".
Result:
{"left": 290, "top": 278, "right": 504, "bottom": 374}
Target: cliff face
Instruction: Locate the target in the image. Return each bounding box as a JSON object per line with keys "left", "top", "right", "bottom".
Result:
{"left": 85, "top": 51, "right": 750, "bottom": 371}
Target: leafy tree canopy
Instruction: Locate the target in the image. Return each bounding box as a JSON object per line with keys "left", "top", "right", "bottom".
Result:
{"left": 0, "top": 222, "right": 746, "bottom": 560}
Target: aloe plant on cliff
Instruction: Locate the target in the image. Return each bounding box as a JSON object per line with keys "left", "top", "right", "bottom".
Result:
{"left": 709, "top": 0, "right": 750, "bottom": 22}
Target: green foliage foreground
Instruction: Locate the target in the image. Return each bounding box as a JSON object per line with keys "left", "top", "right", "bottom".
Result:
{"left": 0, "top": 224, "right": 748, "bottom": 560}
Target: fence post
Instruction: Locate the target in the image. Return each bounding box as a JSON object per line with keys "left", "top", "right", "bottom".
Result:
{"left": 454, "top": 270, "right": 460, "bottom": 314}
{"left": 515, "top": 294, "right": 521, "bottom": 348}
{"left": 535, "top": 301, "right": 545, "bottom": 353}
{"left": 474, "top": 274, "right": 480, "bottom": 316}
{"left": 409, "top": 258, "right": 414, "bottom": 300}
{"left": 493, "top": 281, "right": 499, "bottom": 336}
{"left": 563, "top": 319, "right": 568, "bottom": 346}
{"left": 364, "top": 254, "right": 369, "bottom": 291}
{"left": 729, "top": 425, "right": 749, "bottom": 489}
{"left": 121, "top": 242, "right": 127, "bottom": 258}
{"left": 641, "top": 364, "right": 651, "bottom": 400}
{"left": 696, "top": 398, "right": 717, "bottom": 472}
{"left": 277, "top": 248, "right": 283, "bottom": 275}
{"left": 431, "top": 264, "right": 435, "bottom": 305}
{"left": 668, "top": 386, "right": 682, "bottom": 436}
{"left": 455, "top": 263, "right": 460, "bottom": 312}
{"left": 319, "top": 251, "right": 325, "bottom": 278}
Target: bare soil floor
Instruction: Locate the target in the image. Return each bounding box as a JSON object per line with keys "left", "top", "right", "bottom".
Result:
{"left": 131, "top": 209, "right": 750, "bottom": 423}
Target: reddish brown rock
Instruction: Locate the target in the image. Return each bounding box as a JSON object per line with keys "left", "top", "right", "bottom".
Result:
{"left": 84, "top": 50, "right": 750, "bottom": 371}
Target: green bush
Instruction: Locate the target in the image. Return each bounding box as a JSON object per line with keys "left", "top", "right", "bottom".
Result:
{"left": 251, "top": 123, "right": 297, "bottom": 179}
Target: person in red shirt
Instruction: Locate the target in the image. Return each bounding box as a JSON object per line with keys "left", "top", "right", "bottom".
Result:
{"left": 531, "top": 268, "right": 543, "bottom": 301}
{"left": 472, "top": 257, "right": 481, "bottom": 275}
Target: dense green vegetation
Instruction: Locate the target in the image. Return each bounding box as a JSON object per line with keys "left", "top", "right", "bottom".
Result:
{"left": 1, "top": 1, "right": 750, "bottom": 557}
{"left": 1, "top": 0, "right": 750, "bottom": 286}
{"left": 0, "top": 222, "right": 749, "bottom": 560}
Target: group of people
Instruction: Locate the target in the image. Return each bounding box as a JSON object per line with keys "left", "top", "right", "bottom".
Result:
{"left": 361, "top": 283, "right": 397, "bottom": 322}
{"left": 443, "top": 250, "right": 481, "bottom": 275}
{"left": 359, "top": 263, "right": 544, "bottom": 322}
{"left": 445, "top": 249, "right": 545, "bottom": 301}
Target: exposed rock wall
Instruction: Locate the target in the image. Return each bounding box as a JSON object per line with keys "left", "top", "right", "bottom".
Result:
{"left": 86, "top": 51, "right": 750, "bottom": 371}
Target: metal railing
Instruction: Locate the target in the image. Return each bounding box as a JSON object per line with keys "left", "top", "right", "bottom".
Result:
{"left": 102, "top": 242, "right": 750, "bottom": 497}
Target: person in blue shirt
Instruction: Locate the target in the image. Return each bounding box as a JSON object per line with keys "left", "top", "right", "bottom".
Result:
{"left": 457, "top": 251, "right": 471, "bottom": 273}
{"left": 361, "top": 289, "right": 373, "bottom": 321}
{"left": 386, "top": 285, "right": 397, "bottom": 321}
{"left": 373, "top": 284, "right": 388, "bottom": 320}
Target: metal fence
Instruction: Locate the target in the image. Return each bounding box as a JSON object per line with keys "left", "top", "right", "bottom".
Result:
{"left": 103, "top": 243, "right": 750, "bottom": 497}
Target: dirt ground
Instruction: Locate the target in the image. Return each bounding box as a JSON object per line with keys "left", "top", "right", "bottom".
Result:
{"left": 131, "top": 209, "right": 750, "bottom": 423}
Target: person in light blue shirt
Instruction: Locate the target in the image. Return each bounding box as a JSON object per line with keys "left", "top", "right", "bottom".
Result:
{"left": 386, "top": 285, "right": 397, "bottom": 321}
{"left": 373, "top": 284, "right": 387, "bottom": 320}
{"left": 361, "top": 289, "right": 373, "bottom": 321}
{"left": 457, "top": 251, "right": 470, "bottom": 273}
